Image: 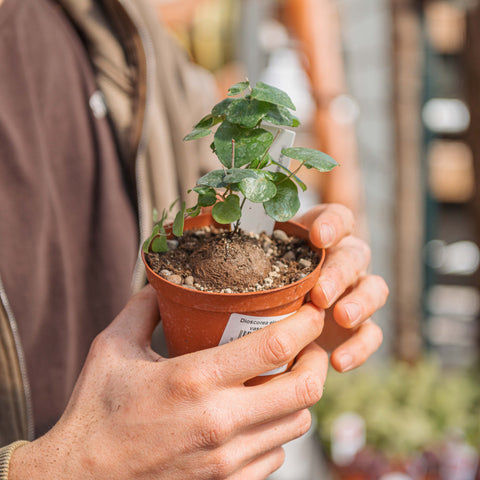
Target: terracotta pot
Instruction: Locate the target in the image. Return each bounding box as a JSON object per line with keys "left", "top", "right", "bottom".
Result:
{"left": 143, "top": 213, "right": 325, "bottom": 384}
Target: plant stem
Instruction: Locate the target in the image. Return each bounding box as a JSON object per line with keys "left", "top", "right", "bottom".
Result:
{"left": 233, "top": 196, "right": 247, "bottom": 234}
{"left": 277, "top": 160, "right": 306, "bottom": 185}
{"left": 231, "top": 139, "right": 235, "bottom": 169}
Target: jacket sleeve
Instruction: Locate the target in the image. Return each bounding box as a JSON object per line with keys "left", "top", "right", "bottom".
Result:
{"left": 0, "top": 441, "right": 29, "bottom": 480}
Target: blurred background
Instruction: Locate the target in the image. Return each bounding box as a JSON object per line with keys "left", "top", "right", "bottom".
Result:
{"left": 152, "top": 0, "right": 480, "bottom": 478}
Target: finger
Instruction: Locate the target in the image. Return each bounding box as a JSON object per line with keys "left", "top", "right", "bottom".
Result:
{"left": 330, "top": 319, "right": 383, "bottom": 372}
{"left": 311, "top": 236, "right": 371, "bottom": 308}
{"left": 333, "top": 274, "right": 389, "bottom": 328}
{"left": 234, "top": 342, "right": 328, "bottom": 426}
{"left": 228, "top": 447, "right": 285, "bottom": 480}
{"left": 199, "top": 303, "right": 325, "bottom": 386}
{"left": 224, "top": 410, "right": 310, "bottom": 477}
{"left": 108, "top": 285, "right": 160, "bottom": 347}
{"left": 232, "top": 409, "right": 311, "bottom": 460}
{"left": 298, "top": 203, "right": 355, "bottom": 248}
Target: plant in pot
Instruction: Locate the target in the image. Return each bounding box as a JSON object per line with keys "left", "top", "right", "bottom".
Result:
{"left": 142, "top": 80, "right": 338, "bottom": 383}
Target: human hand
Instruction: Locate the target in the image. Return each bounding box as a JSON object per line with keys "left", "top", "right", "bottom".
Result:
{"left": 10, "top": 286, "right": 328, "bottom": 480}
{"left": 299, "top": 204, "right": 388, "bottom": 372}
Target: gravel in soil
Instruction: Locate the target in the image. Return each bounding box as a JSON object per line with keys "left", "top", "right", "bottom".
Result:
{"left": 145, "top": 226, "right": 320, "bottom": 293}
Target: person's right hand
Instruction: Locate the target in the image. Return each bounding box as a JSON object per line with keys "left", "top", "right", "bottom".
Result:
{"left": 9, "top": 285, "right": 327, "bottom": 480}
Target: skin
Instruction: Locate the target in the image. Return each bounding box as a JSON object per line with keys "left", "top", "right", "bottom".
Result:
{"left": 9, "top": 204, "right": 387, "bottom": 480}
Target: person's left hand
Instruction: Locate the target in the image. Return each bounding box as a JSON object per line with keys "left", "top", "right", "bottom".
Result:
{"left": 299, "top": 204, "right": 388, "bottom": 373}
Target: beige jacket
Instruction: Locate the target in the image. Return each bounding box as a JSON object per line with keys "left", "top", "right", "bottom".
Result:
{"left": 0, "top": 0, "right": 217, "bottom": 457}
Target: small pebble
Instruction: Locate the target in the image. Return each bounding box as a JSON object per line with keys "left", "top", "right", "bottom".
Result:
{"left": 167, "top": 275, "right": 183, "bottom": 285}
{"left": 183, "top": 285, "right": 196, "bottom": 290}
{"left": 224, "top": 288, "right": 233, "bottom": 293}
{"left": 184, "top": 276, "right": 195, "bottom": 286}
{"left": 272, "top": 229, "right": 289, "bottom": 242}
{"left": 299, "top": 258, "right": 312, "bottom": 269}
{"left": 166, "top": 239, "right": 179, "bottom": 250}
{"left": 298, "top": 273, "right": 307, "bottom": 279}
{"left": 282, "top": 251, "right": 296, "bottom": 262}
{"left": 160, "top": 269, "right": 172, "bottom": 278}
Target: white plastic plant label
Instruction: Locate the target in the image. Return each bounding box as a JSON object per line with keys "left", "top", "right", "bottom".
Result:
{"left": 235, "top": 127, "right": 295, "bottom": 236}
{"left": 219, "top": 312, "right": 296, "bottom": 376}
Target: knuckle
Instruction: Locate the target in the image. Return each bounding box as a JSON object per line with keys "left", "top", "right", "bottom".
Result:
{"left": 295, "top": 373, "right": 324, "bottom": 407}
{"left": 330, "top": 203, "right": 355, "bottom": 233}
{"left": 375, "top": 275, "right": 390, "bottom": 300}
{"left": 208, "top": 448, "right": 236, "bottom": 479}
{"left": 166, "top": 366, "right": 207, "bottom": 400}
{"left": 198, "top": 410, "right": 232, "bottom": 449}
{"left": 297, "top": 409, "right": 313, "bottom": 436}
{"left": 263, "top": 331, "right": 296, "bottom": 365}
{"left": 370, "top": 322, "right": 384, "bottom": 346}
{"left": 356, "top": 239, "right": 371, "bottom": 266}
{"left": 272, "top": 447, "right": 286, "bottom": 470}
{"left": 89, "top": 330, "right": 118, "bottom": 357}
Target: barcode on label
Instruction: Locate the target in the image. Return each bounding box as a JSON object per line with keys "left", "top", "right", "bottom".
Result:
{"left": 237, "top": 330, "right": 249, "bottom": 339}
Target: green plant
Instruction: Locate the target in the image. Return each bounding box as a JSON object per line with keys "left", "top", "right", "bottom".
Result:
{"left": 314, "top": 358, "right": 480, "bottom": 458}
{"left": 143, "top": 80, "right": 338, "bottom": 253}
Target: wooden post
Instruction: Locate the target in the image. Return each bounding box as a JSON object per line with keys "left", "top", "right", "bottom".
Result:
{"left": 391, "top": 0, "right": 424, "bottom": 362}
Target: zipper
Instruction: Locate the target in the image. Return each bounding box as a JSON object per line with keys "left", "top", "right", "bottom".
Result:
{"left": 0, "top": 275, "right": 34, "bottom": 441}
{"left": 115, "top": 0, "right": 156, "bottom": 294}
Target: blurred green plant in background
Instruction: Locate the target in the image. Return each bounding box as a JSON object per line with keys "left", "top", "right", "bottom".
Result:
{"left": 314, "top": 358, "right": 480, "bottom": 459}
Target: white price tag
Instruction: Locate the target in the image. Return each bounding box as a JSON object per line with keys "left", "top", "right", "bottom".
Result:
{"left": 235, "top": 128, "right": 295, "bottom": 235}
{"left": 219, "top": 312, "right": 296, "bottom": 376}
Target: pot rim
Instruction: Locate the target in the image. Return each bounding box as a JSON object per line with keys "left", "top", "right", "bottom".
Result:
{"left": 142, "top": 216, "right": 325, "bottom": 298}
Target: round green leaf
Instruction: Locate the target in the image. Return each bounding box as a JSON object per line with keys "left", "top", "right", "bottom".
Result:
{"left": 264, "top": 176, "right": 300, "bottom": 222}
{"left": 197, "top": 170, "right": 227, "bottom": 188}
{"left": 264, "top": 104, "right": 300, "bottom": 127}
{"left": 239, "top": 177, "right": 277, "bottom": 203}
{"left": 250, "top": 82, "right": 296, "bottom": 110}
{"left": 214, "top": 121, "right": 274, "bottom": 168}
{"left": 183, "top": 128, "right": 211, "bottom": 141}
{"left": 223, "top": 168, "right": 259, "bottom": 184}
{"left": 187, "top": 204, "right": 201, "bottom": 217}
{"left": 212, "top": 195, "right": 241, "bottom": 224}
{"left": 257, "top": 154, "right": 271, "bottom": 170}
{"left": 226, "top": 98, "right": 270, "bottom": 128}
{"left": 227, "top": 81, "right": 250, "bottom": 96}
{"left": 198, "top": 190, "right": 217, "bottom": 207}
{"left": 212, "top": 98, "right": 234, "bottom": 116}
{"left": 281, "top": 147, "right": 339, "bottom": 172}
{"left": 194, "top": 113, "right": 222, "bottom": 129}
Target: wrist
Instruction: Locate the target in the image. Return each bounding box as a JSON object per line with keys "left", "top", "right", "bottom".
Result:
{"left": 7, "top": 433, "right": 70, "bottom": 480}
{"left": 0, "top": 441, "right": 29, "bottom": 480}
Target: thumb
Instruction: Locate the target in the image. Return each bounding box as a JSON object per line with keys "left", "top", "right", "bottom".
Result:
{"left": 109, "top": 285, "right": 160, "bottom": 347}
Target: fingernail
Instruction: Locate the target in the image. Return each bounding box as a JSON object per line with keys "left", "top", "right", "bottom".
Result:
{"left": 337, "top": 353, "right": 354, "bottom": 372}
{"left": 319, "top": 224, "right": 335, "bottom": 246}
{"left": 320, "top": 281, "right": 336, "bottom": 306}
{"left": 344, "top": 302, "right": 361, "bottom": 326}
